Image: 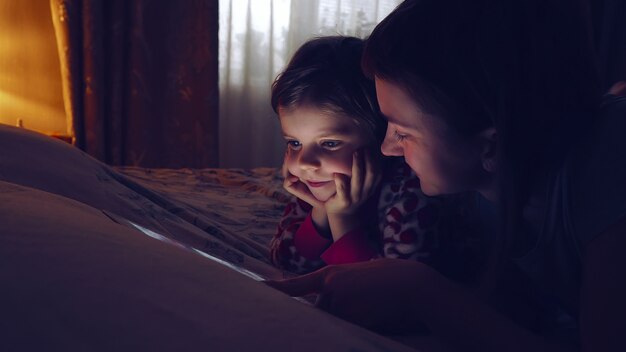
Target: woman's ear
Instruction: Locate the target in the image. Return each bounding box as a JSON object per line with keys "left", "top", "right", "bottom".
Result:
{"left": 479, "top": 127, "right": 497, "bottom": 173}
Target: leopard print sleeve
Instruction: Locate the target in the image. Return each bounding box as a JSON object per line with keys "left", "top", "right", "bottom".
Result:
{"left": 378, "top": 161, "right": 444, "bottom": 265}
{"left": 269, "top": 198, "right": 326, "bottom": 274}
{"left": 377, "top": 160, "right": 486, "bottom": 282}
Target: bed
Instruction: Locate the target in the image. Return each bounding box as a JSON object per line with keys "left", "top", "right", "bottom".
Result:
{"left": 0, "top": 124, "right": 419, "bottom": 351}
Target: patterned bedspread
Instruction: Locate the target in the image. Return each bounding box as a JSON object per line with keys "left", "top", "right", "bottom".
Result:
{"left": 115, "top": 167, "right": 294, "bottom": 278}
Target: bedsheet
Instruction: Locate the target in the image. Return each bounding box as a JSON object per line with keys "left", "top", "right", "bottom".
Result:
{"left": 0, "top": 124, "right": 419, "bottom": 351}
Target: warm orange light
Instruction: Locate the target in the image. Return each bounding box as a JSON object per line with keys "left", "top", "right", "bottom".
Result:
{"left": 0, "top": 90, "right": 66, "bottom": 132}
{"left": 0, "top": 0, "right": 67, "bottom": 135}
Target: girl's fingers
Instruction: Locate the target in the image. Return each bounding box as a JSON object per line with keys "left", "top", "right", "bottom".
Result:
{"left": 283, "top": 169, "right": 299, "bottom": 185}
{"left": 363, "top": 151, "right": 374, "bottom": 192}
{"left": 283, "top": 175, "right": 300, "bottom": 192}
{"left": 333, "top": 173, "right": 350, "bottom": 201}
{"left": 281, "top": 163, "right": 289, "bottom": 178}
{"left": 350, "top": 150, "right": 365, "bottom": 200}
{"left": 283, "top": 179, "right": 300, "bottom": 197}
{"left": 284, "top": 178, "right": 321, "bottom": 207}
{"left": 363, "top": 151, "right": 381, "bottom": 196}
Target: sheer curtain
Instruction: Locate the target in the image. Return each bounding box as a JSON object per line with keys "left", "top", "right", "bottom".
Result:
{"left": 219, "top": 0, "right": 402, "bottom": 168}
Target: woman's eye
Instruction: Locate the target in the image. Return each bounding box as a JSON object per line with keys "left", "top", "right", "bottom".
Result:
{"left": 321, "top": 141, "right": 342, "bottom": 149}
{"left": 286, "top": 140, "right": 301, "bottom": 149}
{"left": 393, "top": 130, "right": 407, "bottom": 142}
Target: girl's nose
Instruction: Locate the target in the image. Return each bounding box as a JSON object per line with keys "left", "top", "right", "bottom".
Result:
{"left": 297, "top": 147, "right": 321, "bottom": 170}
{"left": 381, "top": 130, "right": 404, "bottom": 157}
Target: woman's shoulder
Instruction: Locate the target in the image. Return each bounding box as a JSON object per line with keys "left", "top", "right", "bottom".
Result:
{"left": 563, "top": 93, "right": 626, "bottom": 246}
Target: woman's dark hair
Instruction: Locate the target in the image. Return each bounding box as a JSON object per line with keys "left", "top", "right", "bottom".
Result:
{"left": 363, "top": 0, "right": 601, "bottom": 268}
{"left": 272, "top": 36, "right": 386, "bottom": 144}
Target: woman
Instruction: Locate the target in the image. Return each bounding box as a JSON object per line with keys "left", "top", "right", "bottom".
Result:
{"left": 268, "top": 0, "right": 626, "bottom": 351}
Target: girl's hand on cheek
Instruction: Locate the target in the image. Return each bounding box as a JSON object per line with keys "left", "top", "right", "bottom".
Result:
{"left": 283, "top": 170, "right": 325, "bottom": 209}
{"left": 325, "top": 149, "right": 382, "bottom": 215}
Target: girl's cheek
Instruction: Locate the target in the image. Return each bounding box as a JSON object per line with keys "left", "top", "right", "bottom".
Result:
{"left": 283, "top": 154, "right": 299, "bottom": 177}
{"left": 328, "top": 152, "right": 354, "bottom": 176}
{"left": 283, "top": 149, "right": 295, "bottom": 163}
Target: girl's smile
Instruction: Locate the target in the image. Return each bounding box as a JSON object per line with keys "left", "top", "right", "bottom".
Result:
{"left": 306, "top": 180, "right": 332, "bottom": 188}
{"left": 279, "top": 105, "right": 371, "bottom": 202}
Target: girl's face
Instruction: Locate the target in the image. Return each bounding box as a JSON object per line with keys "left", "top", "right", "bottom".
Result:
{"left": 279, "top": 106, "right": 372, "bottom": 202}
{"left": 376, "top": 78, "right": 487, "bottom": 196}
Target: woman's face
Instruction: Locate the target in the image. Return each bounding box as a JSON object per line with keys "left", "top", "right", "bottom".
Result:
{"left": 376, "top": 78, "right": 487, "bottom": 196}
{"left": 279, "top": 106, "right": 372, "bottom": 202}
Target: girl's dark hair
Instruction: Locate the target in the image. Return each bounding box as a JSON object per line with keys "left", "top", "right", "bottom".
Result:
{"left": 363, "top": 0, "right": 601, "bottom": 269}
{"left": 272, "top": 36, "right": 386, "bottom": 144}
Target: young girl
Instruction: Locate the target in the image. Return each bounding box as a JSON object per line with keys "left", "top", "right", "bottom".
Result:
{"left": 269, "top": 36, "right": 481, "bottom": 281}
{"left": 268, "top": 1, "right": 626, "bottom": 351}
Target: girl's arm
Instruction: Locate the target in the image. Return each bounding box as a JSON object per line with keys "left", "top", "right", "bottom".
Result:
{"left": 325, "top": 150, "right": 381, "bottom": 241}
{"left": 271, "top": 197, "right": 380, "bottom": 270}
{"left": 269, "top": 199, "right": 326, "bottom": 274}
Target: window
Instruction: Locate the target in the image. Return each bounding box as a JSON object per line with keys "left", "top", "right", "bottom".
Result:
{"left": 218, "top": 0, "right": 401, "bottom": 168}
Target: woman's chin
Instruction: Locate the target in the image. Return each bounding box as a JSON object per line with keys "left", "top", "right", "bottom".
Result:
{"left": 419, "top": 183, "right": 441, "bottom": 197}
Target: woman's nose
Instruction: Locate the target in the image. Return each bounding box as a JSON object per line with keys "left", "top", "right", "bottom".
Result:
{"left": 381, "top": 130, "right": 404, "bottom": 156}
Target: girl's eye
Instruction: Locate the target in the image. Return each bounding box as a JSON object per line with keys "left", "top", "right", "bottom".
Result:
{"left": 393, "top": 130, "right": 407, "bottom": 142}
{"left": 286, "top": 140, "right": 301, "bottom": 150}
{"left": 321, "top": 140, "right": 342, "bottom": 149}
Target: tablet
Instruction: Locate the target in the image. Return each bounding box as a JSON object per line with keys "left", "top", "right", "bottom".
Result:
{"left": 101, "top": 209, "right": 266, "bottom": 280}
{"left": 100, "top": 209, "right": 313, "bottom": 305}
